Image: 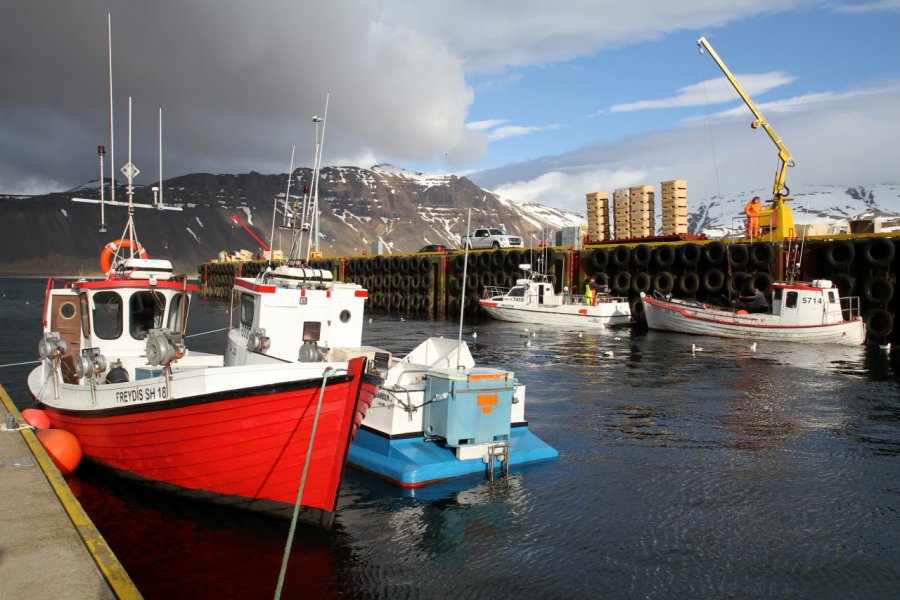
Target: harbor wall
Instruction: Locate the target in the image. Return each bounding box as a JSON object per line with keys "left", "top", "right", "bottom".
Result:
{"left": 198, "top": 235, "right": 898, "bottom": 342}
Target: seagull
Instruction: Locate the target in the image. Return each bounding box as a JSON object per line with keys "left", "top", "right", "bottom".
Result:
{"left": 604, "top": 350, "right": 614, "bottom": 357}
{"left": 368, "top": 318, "right": 373, "bottom": 324}
{"left": 614, "top": 337, "right": 622, "bottom": 341}
{"left": 692, "top": 343, "right": 703, "bottom": 354}
{"left": 749, "top": 342, "right": 757, "bottom": 352}
{"left": 879, "top": 342, "right": 891, "bottom": 352}
{"left": 524, "top": 340, "right": 531, "bottom": 347}
{"left": 472, "top": 331, "right": 477, "bottom": 338}
{"left": 532, "top": 331, "right": 537, "bottom": 338}
{"left": 577, "top": 332, "right": 583, "bottom": 338}
{"left": 523, "top": 328, "right": 530, "bottom": 333}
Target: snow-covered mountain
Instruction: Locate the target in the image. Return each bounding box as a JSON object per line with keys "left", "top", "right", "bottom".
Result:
{"left": 666, "top": 184, "right": 900, "bottom": 237}
{"left": 0, "top": 165, "right": 582, "bottom": 275}
{"left": 0, "top": 163, "right": 894, "bottom": 276}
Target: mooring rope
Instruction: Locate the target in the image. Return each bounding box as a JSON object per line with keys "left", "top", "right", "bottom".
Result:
{"left": 274, "top": 366, "right": 347, "bottom": 600}
{"left": 184, "top": 326, "right": 229, "bottom": 338}
{"left": 0, "top": 359, "right": 41, "bottom": 369}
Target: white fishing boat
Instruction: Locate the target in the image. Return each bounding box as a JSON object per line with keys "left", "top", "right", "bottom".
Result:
{"left": 227, "top": 144, "right": 558, "bottom": 486}
{"left": 640, "top": 280, "right": 865, "bottom": 345}
{"left": 479, "top": 266, "right": 632, "bottom": 328}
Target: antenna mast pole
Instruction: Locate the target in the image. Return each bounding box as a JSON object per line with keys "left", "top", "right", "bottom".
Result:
{"left": 107, "top": 13, "right": 115, "bottom": 205}
{"left": 158, "top": 107, "right": 163, "bottom": 209}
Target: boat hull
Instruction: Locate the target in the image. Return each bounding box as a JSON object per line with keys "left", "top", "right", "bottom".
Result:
{"left": 479, "top": 300, "right": 631, "bottom": 328}
{"left": 641, "top": 296, "right": 866, "bottom": 345}
{"left": 348, "top": 424, "right": 559, "bottom": 487}
{"left": 35, "top": 357, "right": 374, "bottom": 525}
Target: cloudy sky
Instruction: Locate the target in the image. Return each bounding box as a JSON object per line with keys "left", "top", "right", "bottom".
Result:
{"left": 2, "top": 1, "right": 899, "bottom": 213}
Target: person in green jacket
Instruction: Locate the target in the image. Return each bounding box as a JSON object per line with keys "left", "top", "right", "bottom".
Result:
{"left": 585, "top": 278, "right": 595, "bottom": 306}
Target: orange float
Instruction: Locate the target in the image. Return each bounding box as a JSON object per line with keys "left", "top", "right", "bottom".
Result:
{"left": 99, "top": 238, "right": 148, "bottom": 273}
{"left": 36, "top": 428, "right": 83, "bottom": 475}
{"left": 22, "top": 408, "right": 50, "bottom": 429}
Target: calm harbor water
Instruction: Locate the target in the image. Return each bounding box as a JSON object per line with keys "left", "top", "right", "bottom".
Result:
{"left": 1, "top": 276, "right": 899, "bottom": 599}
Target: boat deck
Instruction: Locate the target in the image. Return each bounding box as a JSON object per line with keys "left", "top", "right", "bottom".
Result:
{"left": 0, "top": 386, "right": 140, "bottom": 599}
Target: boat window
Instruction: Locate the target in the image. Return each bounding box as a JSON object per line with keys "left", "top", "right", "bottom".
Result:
{"left": 339, "top": 309, "right": 351, "bottom": 323}
{"left": 508, "top": 287, "right": 525, "bottom": 298}
{"left": 167, "top": 293, "right": 190, "bottom": 332}
{"left": 92, "top": 291, "right": 123, "bottom": 339}
{"left": 79, "top": 293, "right": 91, "bottom": 337}
{"left": 785, "top": 291, "right": 798, "bottom": 309}
{"left": 828, "top": 291, "right": 837, "bottom": 303}
{"left": 130, "top": 291, "right": 166, "bottom": 340}
{"left": 240, "top": 293, "right": 255, "bottom": 328}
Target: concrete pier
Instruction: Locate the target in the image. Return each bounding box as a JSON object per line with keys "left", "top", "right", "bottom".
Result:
{"left": 0, "top": 387, "right": 141, "bottom": 599}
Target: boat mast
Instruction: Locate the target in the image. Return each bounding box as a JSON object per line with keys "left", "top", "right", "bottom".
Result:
{"left": 273, "top": 145, "right": 295, "bottom": 264}
{"left": 305, "top": 93, "right": 329, "bottom": 261}
{"left": 157, "top": 107, "right": 164, "bottom": 209}
{"left": 107, "top": 13, "right": 116, "bottom": 206}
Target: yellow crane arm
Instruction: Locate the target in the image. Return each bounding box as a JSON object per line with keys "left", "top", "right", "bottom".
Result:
{"left": 697, "top": 36, "right": 794, "bottom": 199}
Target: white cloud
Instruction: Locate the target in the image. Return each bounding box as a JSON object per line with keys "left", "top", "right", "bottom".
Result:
{"left": 609, "top": 72, "right": 796, "bottom": 112}
{"left": 828, "top": 0, "right": 900, "bottom": 13}
{"left": 475, "top": 80, "right": 900, "bottom": 213}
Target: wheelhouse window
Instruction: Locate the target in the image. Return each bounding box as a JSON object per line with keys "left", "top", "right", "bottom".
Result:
{"left": 785, "top": 291, "right": 799, "bottom": 309}
{"left": 828, "top": 291, "right": 837, "bottom": 303}
{"left": 167, "top": 293, "right": 190, "bottom": 332}
{"left": 93, "top": 291, "right": 123, "bottom": 339}
{"left": 508, "top": 287, "right": 526, "bottom": 298}
{"left": 129, "top": 291, "right": 166, "bottom": 340}
{"left": 240, "top": 293, "right": 256, "bottom": 329}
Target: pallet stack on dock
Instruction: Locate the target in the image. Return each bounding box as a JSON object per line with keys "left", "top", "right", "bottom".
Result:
{"left": 585, "top": 192, "right": 610, "bottom": 241}
{"left": 661, "top": 180, "right": 688, "bottom": 235}
{"left": 629, "top": 185, "right": 655, "bottom": 238}
{"left": 613, "top": 188, "right": 631, "bottom": 239}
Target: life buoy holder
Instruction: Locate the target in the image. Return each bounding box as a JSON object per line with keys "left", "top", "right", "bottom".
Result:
{"left": 100, "top": 239, "right": 148, "bottom": 273}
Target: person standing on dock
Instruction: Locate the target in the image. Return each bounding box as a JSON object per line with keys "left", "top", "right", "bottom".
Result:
{"left": 745, "top": 196, "right": 763, "bottom": 238}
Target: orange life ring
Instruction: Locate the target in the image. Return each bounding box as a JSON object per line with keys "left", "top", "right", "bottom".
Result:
{"left": 100, "top": 239, "right": 149, "bottom": 273}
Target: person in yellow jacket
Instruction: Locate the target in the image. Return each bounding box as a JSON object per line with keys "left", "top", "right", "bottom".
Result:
{"left": 745, "top": 196, "right": 763, "bottom": 238}
{"left": 584, "top": 278, "right": 595, "bottom": 306}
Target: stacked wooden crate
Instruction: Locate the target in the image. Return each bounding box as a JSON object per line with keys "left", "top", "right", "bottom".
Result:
{"left": 660, "top": 180, "right": 688, "bottom": 235}
{"left": 629, "top": 185, "right": 655, "bottom": 238}
{"left": 613, "top": 188, "right": 631, "bottom": 239}
{"left": 585, "top": 192, "right": 610, "bottom": 241}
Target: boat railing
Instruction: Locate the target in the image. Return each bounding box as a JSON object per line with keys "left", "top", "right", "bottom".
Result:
{"left": 483, "top": 286, "right": 512, "bottom": 300}
{"left": 570, "top": 293, "right": 628, "bottom": 306}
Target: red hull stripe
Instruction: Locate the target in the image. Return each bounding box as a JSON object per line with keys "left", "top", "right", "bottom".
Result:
{"left": 75, "top": 279, "right": 198, "bottom": 292}
{"left": 644, "top": 297, "right": 859, "bottom": 330}
{"left": 234, "top": 278, "right": 276, "bottom": 293}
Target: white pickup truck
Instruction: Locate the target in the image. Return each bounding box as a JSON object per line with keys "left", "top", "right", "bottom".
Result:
{"left": 461, "top": 227, "right": 524, "bottom": 250}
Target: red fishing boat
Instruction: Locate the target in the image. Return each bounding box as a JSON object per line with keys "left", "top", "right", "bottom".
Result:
{"left": 28, "top": 107, "right": 379, "bottom": 525}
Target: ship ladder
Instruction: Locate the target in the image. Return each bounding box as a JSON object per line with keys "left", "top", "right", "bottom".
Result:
{"left": 485, "top": 442, "right": 510, "bottom": 481}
